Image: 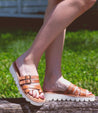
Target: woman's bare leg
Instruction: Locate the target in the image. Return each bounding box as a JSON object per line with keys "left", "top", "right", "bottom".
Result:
{"left": 16, "top": 0, "right": 96, "bottom": 99}
{"left": 44, "top": 0, "right": 66, "bottom": 76}
{"left": 43, "top": 0, "right": 67, "bottom": 90}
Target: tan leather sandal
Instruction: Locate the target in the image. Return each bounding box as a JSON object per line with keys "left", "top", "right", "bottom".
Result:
{"left": 44, "top": 83, "right": 95, "bottom": 101}
{"left": 9, "top": 62, "right": 45, "bottom": 106}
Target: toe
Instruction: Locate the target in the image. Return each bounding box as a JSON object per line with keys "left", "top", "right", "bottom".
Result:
{"left": 32, "top": 90, "right": 37, "bottom": 98}
{"left": 86, "top": 90, "right": 93, "bottom": 95}
{"left": 36, "top": 90, "right": 39, "bottom": 99}
{"left": 33, "top": 90, "right": 39, "bottom": 99}
{"left": 39, "top": 93, "right": 44, "bottom": 100}
{"left": 30, "top": 90, "right": 41, "bottom": 99}
{"left": 29, "top": 90, "right": 33, "bottom": 96}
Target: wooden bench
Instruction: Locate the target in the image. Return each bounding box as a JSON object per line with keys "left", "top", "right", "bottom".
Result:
{"left": 0, "top": 97, "right": 98, "bottom": 113}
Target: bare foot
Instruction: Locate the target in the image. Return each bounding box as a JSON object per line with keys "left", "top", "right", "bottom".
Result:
{"left": 43, "top": 76, "right": 71, "bottom": 91}
{"left": 15, "top": 53, "right": 44, "bottom": 100}
{"left": 43, "top": 75, "right": 92, "bottom": 95}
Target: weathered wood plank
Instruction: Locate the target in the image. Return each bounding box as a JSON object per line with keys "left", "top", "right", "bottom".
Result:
{"left": 17, "top": 0, "right": 21, "bottom": 14}
{"left": 0, "top": 7, "right": 46, "bottom": 14}
{"left": 0, "top": 13, "right": 44, "bottom": 18}
{"left": 23, "top": 1, "right": 47, "bottom": 7}
{"left": 0, "top": 97, "right": 98, "bottom": 113}
{"left": 0, "top": 1, "right": 17, "bottom": 7}
{"left": 22, "top": 7, "right": 46, "bottom": 13}
{"left": 0, "top": 8, "right": 17, "bottom": 13}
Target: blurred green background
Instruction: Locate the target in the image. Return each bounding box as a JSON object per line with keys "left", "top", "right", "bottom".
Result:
{"left": 0, "top": 30, "right": 98, "bottom": 98}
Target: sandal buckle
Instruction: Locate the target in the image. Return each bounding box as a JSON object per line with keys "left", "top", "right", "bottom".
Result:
{"left": 29, "top": 75, "right": 31, "bottom": 84}
{"left": 25, "top": 75, "right": 31, "bottom": 84}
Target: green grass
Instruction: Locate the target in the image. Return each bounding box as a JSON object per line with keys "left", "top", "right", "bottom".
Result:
{"left": 0, "top": 30, "right": 98, "bottom": 98}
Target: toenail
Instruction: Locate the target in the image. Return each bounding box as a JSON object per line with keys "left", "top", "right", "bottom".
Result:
{"left": 29, "top": 90, "right": 33, "bottom": 96}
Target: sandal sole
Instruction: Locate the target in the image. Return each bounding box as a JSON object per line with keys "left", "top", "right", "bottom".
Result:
{"left": 45, "top": 92, "right": 95, "bottom": 102}
{"left": 9, "top": 63, "right": 44, "bottom": 106}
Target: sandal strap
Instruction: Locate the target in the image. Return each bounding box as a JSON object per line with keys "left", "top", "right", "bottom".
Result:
{"left": 20, "top": 79, "right": 39, "bottom": 85}
{"left": 65, "top": 83, "right": 87, "bottom": 96}
{"left": 13, "top": 62, "right": 44, "bottom": 100}
{"left": 19, "top": 75, "right": 39, "bottom": 85}
{"left": 19, "top": 75, "right": 43, "bottom": 94}
{"left": 64, "top": 84, "right": 76, "bottom": 94}
{"left": 19, "top": 75, "right": 39, "bottom": 81}
{"left": 79, "top": 87, "right": 86, "bottom": 96}
{"left": 23, "top": 85, "right": 43, "bottom": 94}
{"left": 22, "top": 84, "right": 42, "bottom": 90}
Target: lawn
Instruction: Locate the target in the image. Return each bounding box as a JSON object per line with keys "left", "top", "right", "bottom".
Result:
{"left": 0, "top": 30, "right": 98, "bottom": 98}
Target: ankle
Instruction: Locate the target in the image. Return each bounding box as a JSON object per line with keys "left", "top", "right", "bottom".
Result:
{"left": 45, "top": 70, "right": 62, "bottom": 80}
{"left": 43, "top": 76, "right": 71, "bottom": 92}
{"left": 24, "top": 54, "right": 39, "bottom": 67}
{"left": 16, "top": 56, "right": 39, "bottom": 76}
{"left": 24, "top": 55, "right": 33, "bottom": 64}
{"left": 43, "top": 71, "right": 62, "bottom": 88}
